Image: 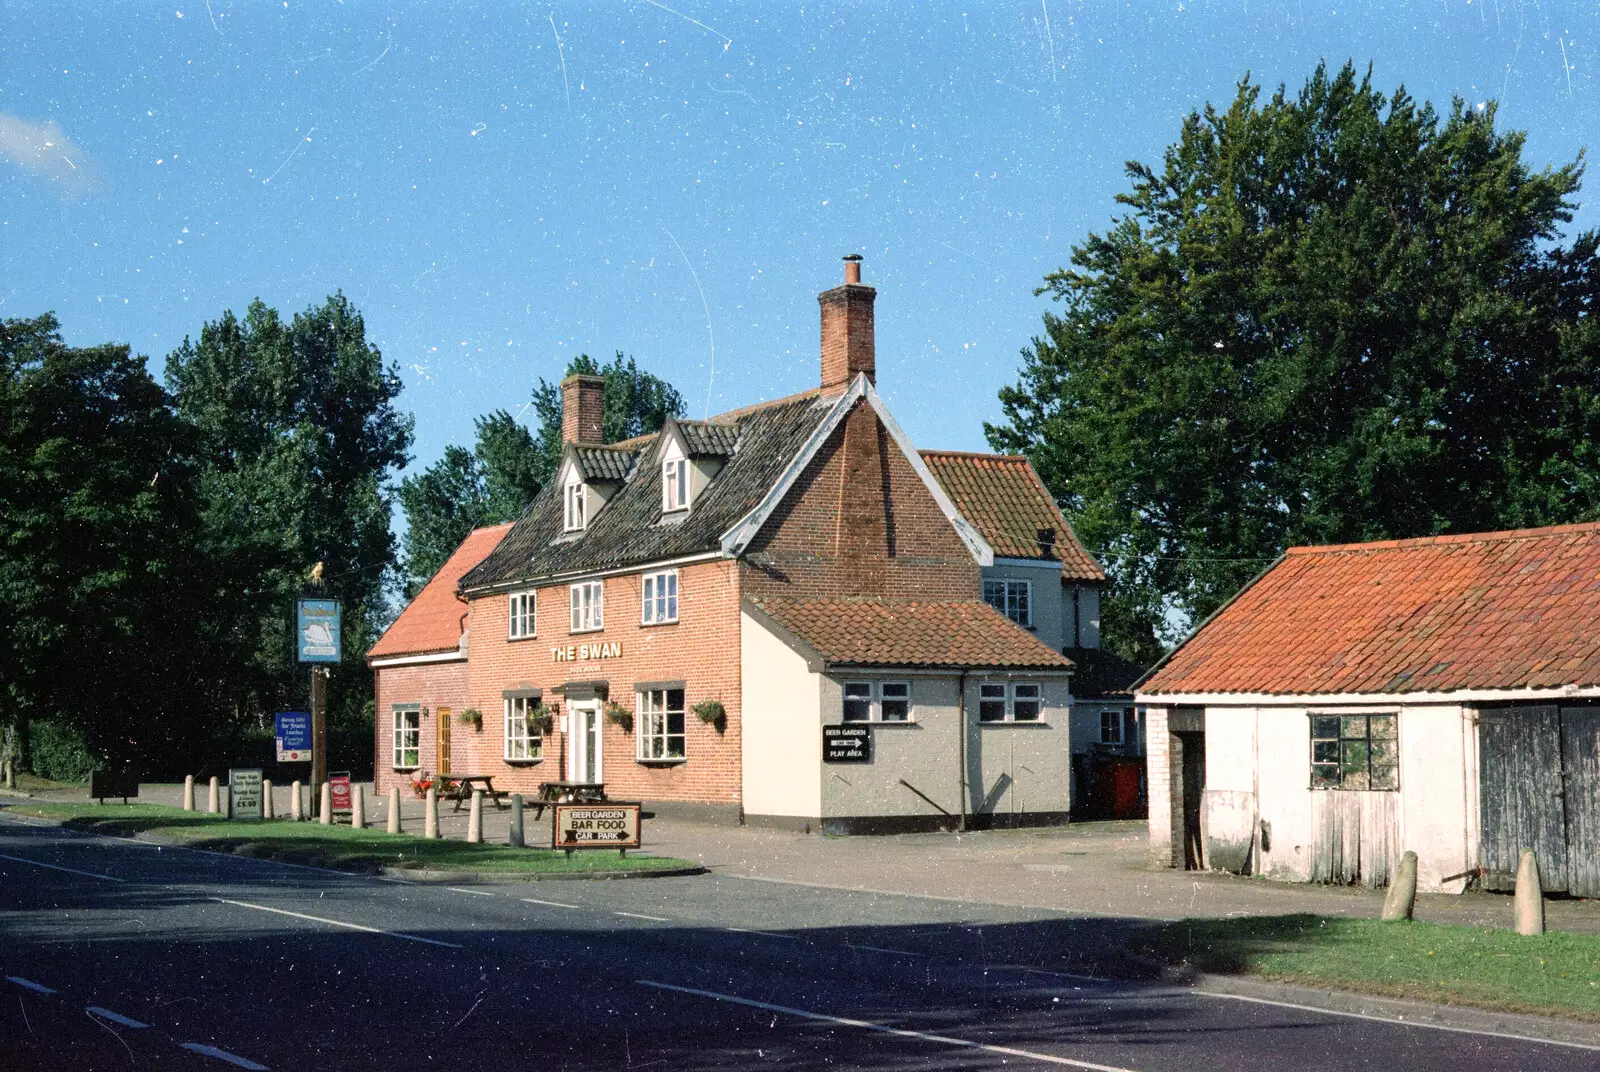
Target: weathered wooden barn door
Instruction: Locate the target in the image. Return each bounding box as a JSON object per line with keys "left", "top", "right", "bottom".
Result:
{"left": 1560, "top": 706, "right": 1600, "bottom": 898}
{"left": 1478, "top": 706, "right": 1568, "bottom": 892}
{"left": 1309, "top": 792, "right": 1399, "bottom": 886}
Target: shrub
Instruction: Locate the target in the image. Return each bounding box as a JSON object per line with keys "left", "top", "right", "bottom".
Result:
{"left": 28, "top": 721, "right": 102, "bottom": 783}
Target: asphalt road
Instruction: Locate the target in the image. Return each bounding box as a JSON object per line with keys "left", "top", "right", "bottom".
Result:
{"left": 0, "top": 816, "right": 1592, "bottom": 1071}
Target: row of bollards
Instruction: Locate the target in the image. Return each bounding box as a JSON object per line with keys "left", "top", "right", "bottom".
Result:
{"left": 1381, "top": 846, "right": 1546, "bottom": 935}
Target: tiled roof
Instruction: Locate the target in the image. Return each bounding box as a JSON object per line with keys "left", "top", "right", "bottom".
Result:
{"left": 920, "top": 451, "right": 1105, "bottom": 582}
{"left": 748, "top": 596, "right": 1074, "bottom": 670}
{"left": 677, "top": 420, "right": 739, "bottom": 457}
{"left": 573, "top": 444, "right": 636, "bottom": 482}
{"left": 1140, "top": 522, "right": 1600, "bottom": 697}
{"left": 461, "top": 393, "right": 837, "bottom": 591}
{"left": 368, "top": 524, "right": 513, "bottom": 659}
{"left": 1063, "top": 647, "right": 1147, "bottom": 699}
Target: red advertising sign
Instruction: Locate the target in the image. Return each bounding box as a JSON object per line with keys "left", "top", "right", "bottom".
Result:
{"left": 329, "top": 771, "right": 352, "bottom": 813}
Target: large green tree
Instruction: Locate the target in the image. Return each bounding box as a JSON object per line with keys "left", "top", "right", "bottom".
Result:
{"left": 166, "top": 294, "right": 413, "bottom": 739}
{"left": 399, "top": 352, "right": 683, "bottom": 591}
{"left": 0, "top": 314, "right": 208, "bottom": 771}
{"left": 989, "top": 63, "right": 1600, "bottom": 664}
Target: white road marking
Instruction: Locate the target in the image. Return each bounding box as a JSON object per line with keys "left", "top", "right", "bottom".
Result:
{"left": 614, "top": 911, "right": 669, "bottom": 922}
{"left": 1195, "top": 988, "right": 1600, "bottom": 1052}
{"left": 845, "top": 943, "right": 923, "bottom": 957}
{"left": 6, "top": 976, "right": 56, "bottom": 994}
{"left": 636, "top": 980, "right": 1141, "bottom": 1071}
{"left": 723, "top": 926, "right": 799, "bottom": 940}
{"left": 0, "top": 852, "right": 126, "bottom": 883}
{"left": 731, "top": 873, "right": 1141, "bottom": 919}
{"left": 87, "top": 1006, "right": 150, "bottom": 1028}
{"left": 210, "top": 898, "right": 462, "bottom": 949}
{"left": 179, "top": 1042, "right": 270, "bottom": 1069}
{"left": 520, "top": 897, "right": 580, "bottom": 909}
{"left": 446, "top": 886, "right": 494, "bottom": 897}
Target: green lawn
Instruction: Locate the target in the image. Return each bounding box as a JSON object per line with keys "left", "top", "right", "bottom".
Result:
{"left": 1132, "top": 914, "right": 1600, "bottom": 1021}
{"left": 3, "top": 801, "right": 694, "bottom": 876}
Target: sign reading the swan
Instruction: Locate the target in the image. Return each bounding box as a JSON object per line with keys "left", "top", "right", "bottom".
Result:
{"left": 552, "top": 802, "right": 642, "bottom": 850}
{"left": 551, "top": 641, "right": 622, "bottom": 662}
{"left": 296, "top": 599, "right": 342, "bottom": 663}
{"left": 823, "top": 724, "right": 872, "bottom": 763}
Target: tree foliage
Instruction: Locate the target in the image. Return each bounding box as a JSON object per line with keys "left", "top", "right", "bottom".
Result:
{"left": 988, "top": 63, "right": 1600, "bottom": 663}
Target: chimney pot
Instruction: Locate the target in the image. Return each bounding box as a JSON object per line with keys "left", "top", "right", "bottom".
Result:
{"left": 819, "top": 255, "right": 876, "bottom": 391}
{"left": 560, "top": 373, "right": 606, "bottom": 444}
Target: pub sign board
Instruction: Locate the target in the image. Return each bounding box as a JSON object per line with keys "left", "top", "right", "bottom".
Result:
{"left": 275, "top": 711, "right": 311, "bottom": 762}
{"left": 552, "top": 802, "right": 642, "bottom": 850}
{"left": 296, "top": 599, "right": 342, "bottom": 663}
{"left": 229, "top": 768, "right": 263, "bottom": 820}
{"left": 823, "top": 724, "right": 872, "bottom": 763}
{"left": 328, "top": 771, "right": 352, "bottom": 813}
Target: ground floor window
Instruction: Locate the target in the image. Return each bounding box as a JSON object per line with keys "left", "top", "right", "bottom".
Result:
{"left": 978, "top": 682, "right": 1042, "bottom": 722}
{"left": 841, "top": 681, "right": 911, "bottom": 722}
{"left": 1310, "top": 713, "right": 1397, "bottom": 790}
{"left": 637, "top": 688, "right": 686, "bottom": 760}
{"left": 393, "top": 706, "right": 420, "bottom": 769}
{"left": 504, "top": 695, "right": 544, "bottom": 761}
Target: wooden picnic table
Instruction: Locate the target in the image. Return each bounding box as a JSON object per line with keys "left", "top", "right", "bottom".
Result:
{"left": 439, "top": 774, "right": 507, "bottom": 812}
{"left": 531, "top": 780, "right": 605, "bottom": 819}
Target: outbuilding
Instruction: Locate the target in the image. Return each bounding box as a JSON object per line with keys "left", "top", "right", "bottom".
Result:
{"left": 1138, "top": 523, "right": 1600, "bottom": 895}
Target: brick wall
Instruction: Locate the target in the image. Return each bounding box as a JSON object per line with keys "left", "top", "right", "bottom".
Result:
{"left": 1144, "top": 704, "right": 1176, "bottom": 867}
{"left": 743, "top": 398, "right": 979, "bottom": 602}
{"left": 463, "top": 558, "right": 744, "bottom": 804}
{"left": 371, "top": 660, "right": 469, "bottom": 800}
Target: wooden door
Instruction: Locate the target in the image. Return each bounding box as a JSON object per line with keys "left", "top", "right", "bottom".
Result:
{"left": 1479, "top": 706, "right": 1567, "bottom": 892}
{"left": 1560, "top": 707, "right": 1600, "bottom": 898}
{"left": 438, "top": 707, "right": 452, "bottom": 774}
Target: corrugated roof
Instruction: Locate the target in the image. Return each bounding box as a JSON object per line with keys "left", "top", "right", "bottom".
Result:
{"left": 1141, "top": 521, "right": 1600, "bottom": 696}
{"left": 920, "top": 451, "right": 1105, "bottom": 581}
{"left": 368, "top": 524, "right": 513, "bottom": 659}
{"left": 749, "top": 596, "right": 1074, "bottom": 670}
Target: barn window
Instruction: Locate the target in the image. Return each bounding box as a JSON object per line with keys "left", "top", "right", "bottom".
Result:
{"left": 1310, "top": 713, "right": 1397, "bottom": 790}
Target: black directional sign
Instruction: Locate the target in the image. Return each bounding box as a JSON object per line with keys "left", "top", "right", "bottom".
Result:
{"left": 823, "top": 724, "right": 872, "bottom": 763}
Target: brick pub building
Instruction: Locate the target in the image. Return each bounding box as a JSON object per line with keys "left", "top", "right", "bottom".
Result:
{"left": 370, "top": 257, "right": 1132, "bottom": 832}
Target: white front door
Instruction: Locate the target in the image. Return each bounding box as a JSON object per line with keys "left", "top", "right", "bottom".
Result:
{"left": 570, "top": 702, "right": 603, "bottom": 784}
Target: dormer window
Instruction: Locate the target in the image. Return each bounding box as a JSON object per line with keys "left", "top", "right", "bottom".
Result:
{"left": 564, "top": 480, "right": 587, "bottom": 532}
{"left": 663, "top": 457, "right": 688, "bottom": 512}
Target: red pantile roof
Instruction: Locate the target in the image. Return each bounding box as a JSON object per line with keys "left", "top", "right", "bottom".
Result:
{"left": 368, "top": 524, "right": 513, "bottom": 660}
{"left": 748, "top": 596, "right": 1073, "bottom": 670}
{"left": 1141, "top": 522, "right": 1600, "bottom": 697}
{"left": 919, "top": 451, "right": 1105, "bottom": 582}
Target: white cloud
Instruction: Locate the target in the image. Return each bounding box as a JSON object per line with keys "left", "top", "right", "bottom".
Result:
{"left": 0, "top": 114, "right": 98, "bottom": 195}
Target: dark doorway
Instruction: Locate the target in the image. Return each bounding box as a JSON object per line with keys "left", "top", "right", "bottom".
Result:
{"left": 1177, "top": 730, "right": 1206, "bottom": 871}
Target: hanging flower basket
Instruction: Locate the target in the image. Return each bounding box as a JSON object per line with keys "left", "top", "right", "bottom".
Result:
{"left": 458, "top": 708, "right": 484, "bottom": 732}
{"left": 605, "top": 701, "right": 633, "bottom": 734}
{"left": 692, "top": 698, "right": 727, "bottom": 734}
{"left": 531, "top": 702, "right": 557, "bottom": 736}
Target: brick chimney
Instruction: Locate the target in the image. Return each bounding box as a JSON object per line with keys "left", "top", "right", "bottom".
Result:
{"left": 819, "top": 254, "right": 876, "bottom": 391}
{"left": 560, "top": 374, "right": 605, "bottom": 444}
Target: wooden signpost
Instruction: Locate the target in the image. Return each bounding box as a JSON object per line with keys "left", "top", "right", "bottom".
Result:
{"left": 551, "top": 802, "right": 642, "bottom": 856}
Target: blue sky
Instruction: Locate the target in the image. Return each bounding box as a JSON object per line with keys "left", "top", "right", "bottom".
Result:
{"left": 3, "top": 1, "right": 1596, "bottom": 479}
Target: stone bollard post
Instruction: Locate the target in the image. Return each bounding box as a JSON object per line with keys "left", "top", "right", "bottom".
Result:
{"left": 319, "top": 782, "right": 333, "bottom": 825}
{"left": 207, "top": 776, "right": 219, "bottom": 815}
{"left": 262, "top": 779, "right": 275, "bottom": 820}
{"left": 1381, "top": 850, "right": 1418, "bottom": 921}
{"left": 424, "top": 786, "right": 439, "bottom": 840}
{"left": 509, "top": 794, "right": 525, "bottom": 848}
{"left": 1515, "top": 849, "right": 1545, "bottom": 935}
{"left": 467, "top": 790, "right": 484, "bottom": 844}
{"left": 183, "top": 774, "right": 195, "bottom": 812}
{"left": 387, "top": 785, "right": 402, "bottom": 834}
{"left": 351, "top": 784, "right": 366, "bottom": 830}
{"left": 290, "top": 780, "right": 303, "bottom": 821}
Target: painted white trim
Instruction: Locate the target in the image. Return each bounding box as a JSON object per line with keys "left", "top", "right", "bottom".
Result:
{"left": 367, "top": 649, "right": 465, "bottom": 668}
{"left": 1136, "top": 684, "right": 1600, "bottom": 706}
{"left": 720, "top": 375, "right": 995, "bottom": 566}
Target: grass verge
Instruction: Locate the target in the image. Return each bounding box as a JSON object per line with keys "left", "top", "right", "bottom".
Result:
{"left": 2, "top": 801, "right": 694, "bottom": 876}
{"left": 1132, "top": 913, "right": 1600, "bottom": 1021}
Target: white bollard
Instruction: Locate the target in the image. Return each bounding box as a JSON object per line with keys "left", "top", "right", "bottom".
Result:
{"left": 290, "top": 780, "right": 303, "bottom": 821}
{"left": 1515, "top": 849, "right": 1546, "bottom": 936}
{"left": 387, "top": 785, "right": 402, "bottom": 834}
{"left": 424, "top": 787, "right": 439, "bottom": 840}
{"left": 207, "top": 776, "right": 219, "bottom": 815}
{"left": 183, "top": 774, "right": 195, "bottom": 812}
{"left": 351, "top": 784, "right": 366, "bottom": 830}
{"left": 1381, "top": 850, "right": 1419, "bottom": 922}
{"left": 467, "top": 790, "right": 483, "bottom": 844}
{"left": 262, "top": 778, "right": 274, "bottom": 820}
{"left": 319, "top": 781, "right": 333, "bottom": 825}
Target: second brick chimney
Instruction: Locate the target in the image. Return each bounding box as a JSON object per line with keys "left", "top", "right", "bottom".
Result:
{"left": 560, "top": 373, "right": 606, "bottom": 444}
{"left": 819, "top": 254, "right": 876, "bottom": 391}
